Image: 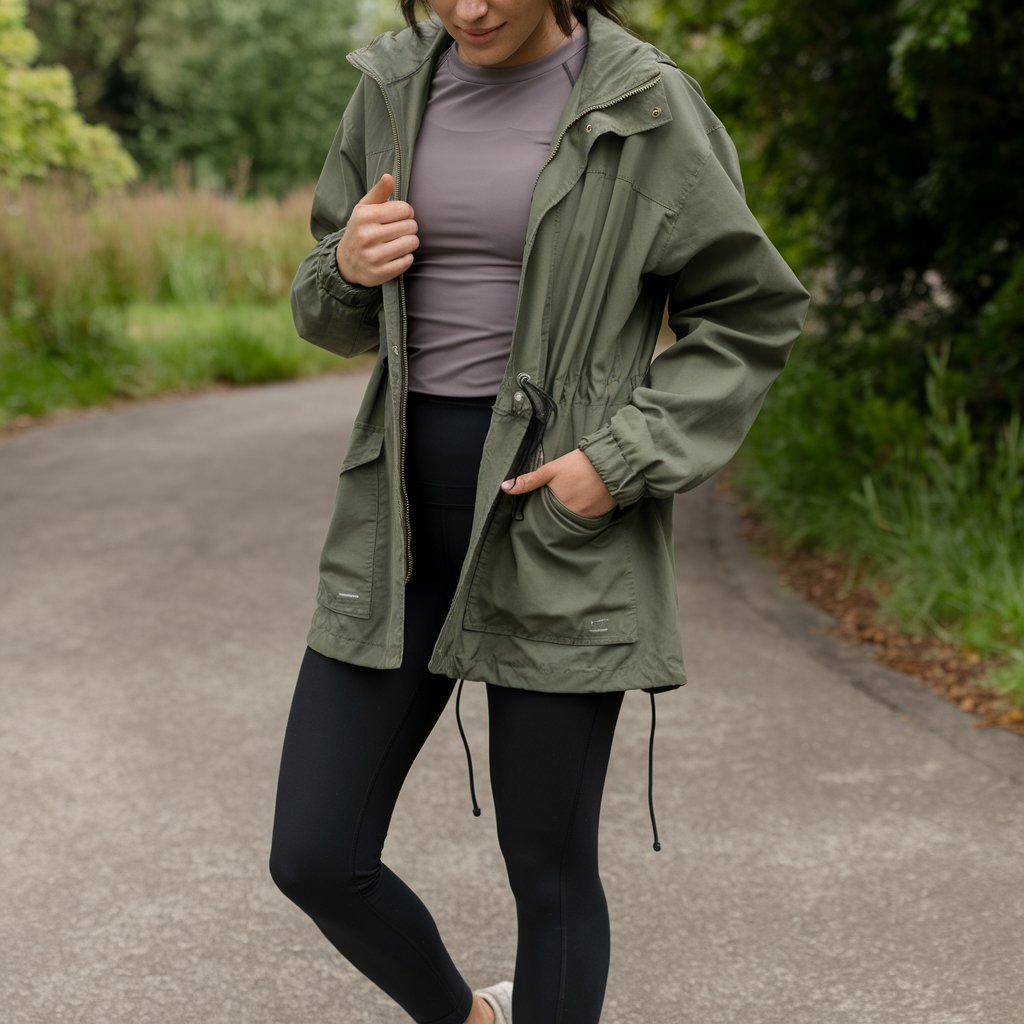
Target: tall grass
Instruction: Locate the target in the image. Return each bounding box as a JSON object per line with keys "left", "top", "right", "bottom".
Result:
{"left": 733, "top": 340, "right": 1024, "bottom": 703}
{"left": 0, "top": 178, "right": 313, "bottom": 320}
{"left": 0, "top": 179, "right": 362, "bottom": 425}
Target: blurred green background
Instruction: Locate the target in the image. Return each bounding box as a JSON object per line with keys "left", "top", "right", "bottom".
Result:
{"left": 2, "top": 0, "right": 1021, "bottom": 703}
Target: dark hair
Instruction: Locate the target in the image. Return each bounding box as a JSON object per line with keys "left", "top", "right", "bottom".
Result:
{"left": 400, "top": 1, "right": 627, "bottom": 36}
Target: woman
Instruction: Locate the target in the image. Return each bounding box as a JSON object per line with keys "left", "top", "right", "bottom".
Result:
{"left": 269, "top": 1, "right": 810, "bottom": 1022}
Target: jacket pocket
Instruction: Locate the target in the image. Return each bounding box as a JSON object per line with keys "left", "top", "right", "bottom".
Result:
{"left": 463, "top": 485, "right": 638, "bottom": 645}
{"left": 315, "top": 422, "right": 385, "bottom": 620}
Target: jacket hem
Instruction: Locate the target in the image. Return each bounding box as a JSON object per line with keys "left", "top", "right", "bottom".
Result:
{"left": 306, "top": 622, "right": 402, "bottom": 670}
{"left": 428, "top": 650, "right": 687, "bottom": 694}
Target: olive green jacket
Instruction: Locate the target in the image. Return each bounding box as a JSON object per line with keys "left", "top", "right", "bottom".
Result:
{"left": 290, "top": 10, "right": 810, "bottom": 694}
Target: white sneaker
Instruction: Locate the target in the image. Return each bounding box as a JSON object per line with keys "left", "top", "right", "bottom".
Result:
{"left": 476, "top": 980, "right": 514, "bottom": 1024}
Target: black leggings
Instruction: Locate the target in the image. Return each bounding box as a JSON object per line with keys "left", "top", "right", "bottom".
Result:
{"left": 269, "top": 392, "right": 624, "bottom": 1024}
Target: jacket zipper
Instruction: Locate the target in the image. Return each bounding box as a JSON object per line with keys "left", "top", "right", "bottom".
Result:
{"left": 348, "top": 58, "right": 661, "bottom": 587}
{"left": 502, "top": 73, "right": 665, "bottom": 465}
{"left": 532, "top": 75, "right": 662, "bottom": 190}
{"left": 350, "top": 56, "right": 415, "bottom": 584}
{"left": 503, "top": 74, "right": 664, "bottom": 396}
{"left": 460, "top": 78, "right": 668, "bottom": 566}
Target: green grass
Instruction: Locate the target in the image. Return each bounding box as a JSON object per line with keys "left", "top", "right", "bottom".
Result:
{"left": 1, "top": 182, "right": 366, "bottom": 428}
{"left": 0, "top": 343, "right": 125, "bottom": 418}
{"left": 732, "top": 345, "right": 1024, "bottom": 707}
{"left": 0, "top": 301, "right": 364, "bottom": 427}
{"left": 123, "top": 302, "right": 348, "bottom": 392}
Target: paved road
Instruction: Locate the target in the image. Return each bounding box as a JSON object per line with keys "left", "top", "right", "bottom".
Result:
{"left": 2, "top": 373, "right": 1021, "bottom": 1024}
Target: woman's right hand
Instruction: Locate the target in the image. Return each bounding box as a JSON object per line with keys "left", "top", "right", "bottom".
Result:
{"left": 335, "top": 173, "right": 419, "bottom": 287}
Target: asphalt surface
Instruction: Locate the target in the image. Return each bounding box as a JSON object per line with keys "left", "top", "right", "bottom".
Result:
{"left": 2, "top": 371, "right": 1022, "bottom": 1024}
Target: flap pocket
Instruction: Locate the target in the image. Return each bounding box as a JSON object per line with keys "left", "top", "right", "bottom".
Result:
{"left": 339, "top": 422, "right": 384, "bottom": 473}
{"left": 317, "top": 422, "right": 386, "bottom": 620}
{"left": 463, "top": 489, "right": 638, "bottom": 646}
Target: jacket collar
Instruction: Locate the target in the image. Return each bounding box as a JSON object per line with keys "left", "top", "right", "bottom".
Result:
{"left": 347, "top": 9, "right": 675, "bottom": 114}
{"left": 345, "top": 14, "right": 448, "bottom": 86}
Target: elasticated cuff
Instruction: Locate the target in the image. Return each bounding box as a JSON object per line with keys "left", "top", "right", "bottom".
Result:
{"left": 577, "top": 424, "right": 647, "bottom": 507}
{"left": 315, "top": 229, "right": 382, "bottom": 310}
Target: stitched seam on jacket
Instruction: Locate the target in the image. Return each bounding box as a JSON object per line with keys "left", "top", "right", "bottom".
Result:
{"left": 309, "top": 623, "right": 387, "bottom": 650}
{"left": 651, "top": 148, "right": 714, "bottom": 268}
{"left": 579, "top": 169, "right": 677, "bottom": 213}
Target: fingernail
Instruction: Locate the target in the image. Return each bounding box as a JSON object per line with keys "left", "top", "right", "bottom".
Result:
{"left": 501, "top": 480, "right": 514, "bottom": 491}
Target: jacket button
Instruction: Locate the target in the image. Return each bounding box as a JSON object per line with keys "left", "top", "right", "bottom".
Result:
{"left": 651, "top": 107, "right": 662, "bottom": 118}
{"left": 513, "top": 390, "right": 524, "bottom": 403}
{"left": 585, "top": 123, "right": 593, "bottom": 133}
{"left": 391, "top": 345, "right": 399, "bottom": 355}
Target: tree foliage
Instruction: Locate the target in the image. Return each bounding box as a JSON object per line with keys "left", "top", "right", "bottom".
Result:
{"left": 27, "top": 0, "right": 150, "bottom": 135}
{"left": 21, "top": 0, "right": 1024, "bottom": 435}
{"left": 28, "top": 0, "right": 361, "bottom": 194}
{"left": 1, "top": 0, "right": 137, "bottom": 189}
{"left": 632, "top": 0, "right": 1023, "bottom": 438}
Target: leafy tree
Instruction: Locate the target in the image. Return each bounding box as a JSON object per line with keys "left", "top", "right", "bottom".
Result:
{"left": 26, "top": 0, "right": 151, "bottom": 138}
{"left": 29, "top": 0, "right": 362, "bottom": 193}
{"left": 631, "top": 0, "right": 1023, "bottom": 439}
{"left": 0, "top": 0, "right": 137, "bottom": 188}
{"left": 134, "top": 0, "right": 362, "bottom": 193}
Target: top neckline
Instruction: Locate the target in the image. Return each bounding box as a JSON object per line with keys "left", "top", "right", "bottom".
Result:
{"left": 443, "top": 21, "right": 588, "bottom": 85}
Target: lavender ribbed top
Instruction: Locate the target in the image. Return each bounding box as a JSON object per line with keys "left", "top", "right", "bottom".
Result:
{"left": 404, "top": 24, "right": 588, "bottom": 396}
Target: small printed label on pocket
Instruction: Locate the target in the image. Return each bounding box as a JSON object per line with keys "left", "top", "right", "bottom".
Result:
{"left": 588, "top": 617, "right": 611, "bottom": 634}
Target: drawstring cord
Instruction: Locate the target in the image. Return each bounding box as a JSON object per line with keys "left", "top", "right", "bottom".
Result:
{"left": 647, "top": 691, "right": 662, "bottom": 852}
{"left": 455, "top": 378, "right": 555, "bottom": 815}
{"left": 455, "top": 677, "right": 664, "bottom": 851}
{"left": 507, "top": 375, "right": 558, "bottom": 521}
{"left": 512, "top": 376, "right": 665, "bottom": 852}
{"left": 455, "top": 679, "right": 481, "bottom": 817}
{"left": 464, "top": 367, "right": 667, "bottom": 853}
{"left": 518, "top": 375, "right": 558, "bottom": 431}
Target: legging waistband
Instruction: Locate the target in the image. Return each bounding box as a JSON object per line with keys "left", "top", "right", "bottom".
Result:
{"left": 406, "top": 390, "right": 497, "bottom": 509}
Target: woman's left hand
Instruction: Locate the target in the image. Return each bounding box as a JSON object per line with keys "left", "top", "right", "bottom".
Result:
{"left": 501, "top": 449, "right": 618, "bottom": 518}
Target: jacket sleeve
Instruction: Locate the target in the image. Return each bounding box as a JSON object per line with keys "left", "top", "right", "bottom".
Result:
{"left": 577, "top": 125, "right": 810, "bottom": 505}
{"left": 290, "top": 77, "right": 384, "bottom": 359}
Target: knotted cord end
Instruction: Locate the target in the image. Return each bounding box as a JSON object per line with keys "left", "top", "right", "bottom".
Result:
{"left": 455, "top": 678, "right": 482, "bottom": 818}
